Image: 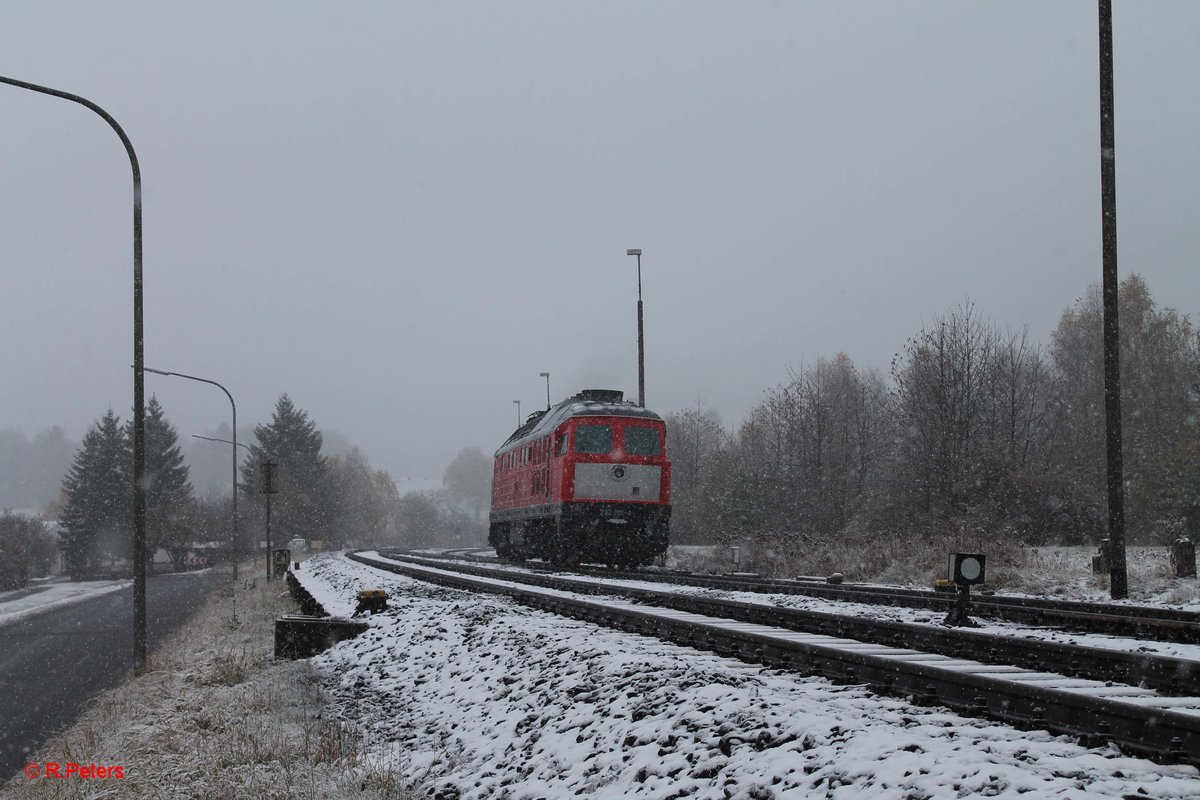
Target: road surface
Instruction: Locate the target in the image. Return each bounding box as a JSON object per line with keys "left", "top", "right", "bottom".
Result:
{"left": 0, "top": 571, "right": 228, "bottom": 779}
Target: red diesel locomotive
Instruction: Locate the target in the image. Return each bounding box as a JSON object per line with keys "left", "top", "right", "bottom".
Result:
{"left": 489, "top": 389, "right": 671, "bottom": 567}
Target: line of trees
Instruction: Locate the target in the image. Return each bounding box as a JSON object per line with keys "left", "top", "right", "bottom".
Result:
{"left": 50, "top": 393, "right": 494, "bottom": 582}
{"left": 236, "top": 395, "right": 490, "bottom": 553}
{"left": 666, "top": 276, "right": 1200, "bottom": 576}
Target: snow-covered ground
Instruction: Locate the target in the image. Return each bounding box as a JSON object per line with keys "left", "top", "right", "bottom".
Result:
{"left": 1006, "top": 545, "right": 1200, "bottom": 607}
{"left": 0, "top": 577, "right": 130, "bottom": 627}
{"left": 298, "top": 552, "right": 1200, "bottom": 799}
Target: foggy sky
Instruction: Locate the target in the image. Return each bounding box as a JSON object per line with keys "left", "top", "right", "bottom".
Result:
{"left": 2, "top": 2, "right": 1198, "bottom": 483}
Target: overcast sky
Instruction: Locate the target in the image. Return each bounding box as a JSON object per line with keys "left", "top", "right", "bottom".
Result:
{"left": 2, "top": 2, "right": 1197, "bottom": 482}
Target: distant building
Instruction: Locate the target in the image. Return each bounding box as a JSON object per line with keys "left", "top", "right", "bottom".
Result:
{"left": 394, "top": 476, "right": 443, "bottom": 496}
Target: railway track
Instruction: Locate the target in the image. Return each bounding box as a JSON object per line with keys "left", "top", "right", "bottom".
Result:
{"left": 395, "top": 548, "right": 1200, "bottom": 644}
{"left": 348, "top": 550, "right": 1200, "bottom": 767}
{"left": 374, "top": 551, "right": 1200, "bottom": 696}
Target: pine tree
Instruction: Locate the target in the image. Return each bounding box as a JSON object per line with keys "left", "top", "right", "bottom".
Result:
{"left": 59, "top": 410, "right": 130, "bottom": 577}
{"left": 241, "top": 395, "right": 330, "bottom": 544}
{"left": 127, "top": 396, "right": 194, "bottom": 558}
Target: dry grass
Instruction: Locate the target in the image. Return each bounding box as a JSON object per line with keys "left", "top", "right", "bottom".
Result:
{"left": 2, "top": 569, "right": 419, "bottom": 799}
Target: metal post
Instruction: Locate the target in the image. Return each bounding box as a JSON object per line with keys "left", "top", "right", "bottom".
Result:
{"left": 1, "top": 74, "right": 147, "bottom": 671}
{"left": 513, "top": 399, "right": 521, "bottom": 427}
{"left": 261, "top": 461, "right": 278, "bottom": 578}
{"left": 943, "top": 584, "right": 979, "bottom": 628}
{"left": 1098, "top": 0, "right": 1128, "bottom": 599}
{"left": 265, "top": 494, "right": 273, "bottom": 578}
{"left": 627, "top": 248, "right": 645, "bottom": 407}
{"left": 540, "top": 372, "right": 551, "bottom": 411}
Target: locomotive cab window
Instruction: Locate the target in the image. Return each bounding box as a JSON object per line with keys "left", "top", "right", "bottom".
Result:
{"left": 624, "top": 426, "right": 661, "bottom": 456}
{"left": 556, "top": 433, "right": 568, "bottom": 456}
{"left": 574, "top": 424, "right": 613, "bottom": 454}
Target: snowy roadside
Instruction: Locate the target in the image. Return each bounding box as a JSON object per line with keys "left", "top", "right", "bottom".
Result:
{"left": 0, "top": 578, "right": 130, "bottom": 627}
{"left": 1, "top": 570, "right": 417, "bottom": 800}
{"left": 300, "top": 552, "right": 1200, "bottom": 800}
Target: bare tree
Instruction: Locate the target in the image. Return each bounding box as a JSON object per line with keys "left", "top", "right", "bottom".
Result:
{"left": 1050, "top": 276, "right": 1198, "bottom": 543}
{"left": 725, "top": 354, "right": 890, "bottom": 551}
{"left": 664, "top": 403, "right": 729, "bottom": 543}
{"left": 442, "top": 446, "right": 492, "bottom": 523}
{"left": 889, "top": 302, "right": 1052, "bottom": 535}
{"left": 327, "top": 448, "right": 397, "bottom": 548}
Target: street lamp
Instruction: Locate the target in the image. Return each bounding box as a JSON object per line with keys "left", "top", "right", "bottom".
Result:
{"left": 540, "top": 372, "right": 551, "bottom": 410}
{"left": 145, "top": 367, "right": 240, "bottom": 581}
{"left": 513, "top": 399, "right": 522, "bottom": 427}
{"left": 1, "top": 74, "right": 148, "bottom": 671}
{"left": 626, "top": 248, "right": 645, "bottom": 407}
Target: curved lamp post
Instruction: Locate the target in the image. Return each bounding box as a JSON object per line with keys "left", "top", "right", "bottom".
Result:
{"left": 145, "top": 368, "right": 239, "bottom": 581}
{"left": 1, "top": 74, "right": 147, "bottom": 670}
{"left": 192, "top": 433, "right": 251, "bottom": 455}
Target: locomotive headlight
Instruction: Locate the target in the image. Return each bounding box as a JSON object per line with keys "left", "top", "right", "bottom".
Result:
{"left": 948, "top": 553, "right": 986, "bottom": 586}
{"left": 611, "top": 465, "right": 627, "bottom": 481}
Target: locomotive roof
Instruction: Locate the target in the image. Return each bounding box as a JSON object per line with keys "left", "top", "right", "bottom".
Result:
{"left": 497, "top": 389, "right": 663, "bottom": 454}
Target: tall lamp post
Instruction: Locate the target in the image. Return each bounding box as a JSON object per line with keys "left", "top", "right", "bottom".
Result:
{"left": 145, "top": 367, "right": 240, "bottom": 581}
{"left": 513, "top": 399, "right": 522, "bottom": 427}
{"left": 626, "top": 248, "right": 645, "bottom": 407}
{"left": 1, "top": 75, "right": 148, "bottom": 670}
{"left": 540, "top": 372, "right": 551, "bottom": 410}
{"left": 1098, "top": 0, "right": 1128, "bottom": 599}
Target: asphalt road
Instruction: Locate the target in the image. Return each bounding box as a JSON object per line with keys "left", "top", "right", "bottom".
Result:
{"left": 0, "top": 571, "right": 229, "bottom": 780}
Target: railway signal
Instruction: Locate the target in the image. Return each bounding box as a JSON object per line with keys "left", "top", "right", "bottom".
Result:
{"left": 943, "top": 552, "right": 986, "bottom": 627}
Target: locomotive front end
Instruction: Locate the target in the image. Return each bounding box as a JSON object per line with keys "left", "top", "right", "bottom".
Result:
{"left": 558, "top": 414, "right": 671, "bottom": 567}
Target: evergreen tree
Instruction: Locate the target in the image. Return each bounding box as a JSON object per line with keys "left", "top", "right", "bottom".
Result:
{"left": 59, "top": 410, "right": 129, "bottom": 576}
{"left": 241, "top": 395, "right": 330, "bottom": 544}
{"left": 127, "top": 396, "right": 194, "bottom": 557}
